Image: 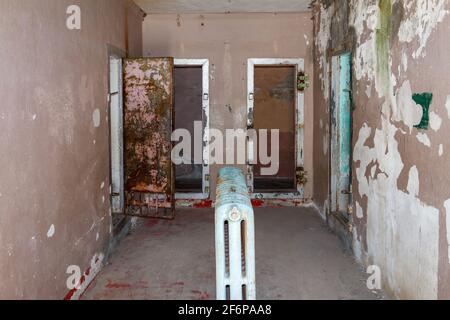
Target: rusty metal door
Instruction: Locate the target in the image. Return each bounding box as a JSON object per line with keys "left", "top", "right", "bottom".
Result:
{"left": 123, "top": 58, "right": 175, "bottom": 219}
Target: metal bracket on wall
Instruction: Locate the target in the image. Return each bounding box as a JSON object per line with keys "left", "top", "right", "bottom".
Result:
{"left": 297, "top": 72, "right": 310, "bottom": 91}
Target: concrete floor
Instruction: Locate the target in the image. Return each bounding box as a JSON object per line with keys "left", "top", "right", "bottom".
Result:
{"left": 82, "top": 206, "right": 382, "bottom": 300}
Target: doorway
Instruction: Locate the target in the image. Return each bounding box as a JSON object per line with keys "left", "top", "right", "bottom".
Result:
{"left": 247, "top": 58, "right": 304, "bottom": 198}
{"left": 330, "top": 53, "right": 352, "bottom": 217}
{"left": 173, "top": 59, "right": 210, "bottom": 200}
{"left": 107, "top": 46, "right": 125, "bottom": 229}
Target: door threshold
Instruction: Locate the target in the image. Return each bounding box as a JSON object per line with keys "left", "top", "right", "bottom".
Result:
{"left": 175, "top": 193, "right": 209, "bottom": 200}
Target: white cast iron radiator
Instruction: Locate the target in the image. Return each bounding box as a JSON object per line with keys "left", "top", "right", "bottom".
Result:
{"left": 215, "top": 167, "right": 256, "bottom": 300}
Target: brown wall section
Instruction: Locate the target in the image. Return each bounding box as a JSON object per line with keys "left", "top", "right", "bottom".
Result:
{"left": 142, "top": 12, "right": 314, "bottom": 199}
{"left": 0, "top": 0, "right": 143, "bottom": 299}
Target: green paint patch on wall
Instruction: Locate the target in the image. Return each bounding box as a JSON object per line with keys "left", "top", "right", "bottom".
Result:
{"left": 413, "top": 93, "right": 433, "bottom": 130}
{"left": 376, "top": 0, "right": 392, "bottom": 96}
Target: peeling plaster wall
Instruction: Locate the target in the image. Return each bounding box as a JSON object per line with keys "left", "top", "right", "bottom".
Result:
{"left": 313, "top": 0, "right": 450, "bottom": 299}
{"left": 0, "top": 0, "right": 143, "bottom": 299}
{"left": 143, "top": 13, "right": 314, "bottom": 199}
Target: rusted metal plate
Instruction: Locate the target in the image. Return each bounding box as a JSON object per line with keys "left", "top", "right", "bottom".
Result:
{"left": 123, "top": 58, "right": 174, "bottom": 215}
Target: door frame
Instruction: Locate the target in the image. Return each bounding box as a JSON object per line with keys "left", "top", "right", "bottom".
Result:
{"left": 246, "top": 58, "right": 305, "bottom": 199}
{"left": 173, "top": 59, "right": 210, "bottom": 200}
{"left": 107, "top": 45, "right": 126, "bottom": 215}
{"left": 329, "top": 52, "right": 352, "bottom": 216}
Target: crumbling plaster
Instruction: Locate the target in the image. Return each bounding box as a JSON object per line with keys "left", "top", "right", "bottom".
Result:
{"left": 313, "top": 0, "right": 450, "bottom": 299}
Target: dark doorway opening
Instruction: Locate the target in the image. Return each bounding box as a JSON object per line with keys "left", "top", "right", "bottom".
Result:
{"left": 174, "top": 66, "right": 203, "bottom": 193}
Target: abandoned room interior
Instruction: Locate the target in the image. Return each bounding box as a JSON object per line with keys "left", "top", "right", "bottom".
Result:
{"left": 1, "top": 0, "right": 450, "bottom": 301}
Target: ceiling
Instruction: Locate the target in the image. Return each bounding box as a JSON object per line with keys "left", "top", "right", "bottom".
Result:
{"left": 134, "top": 0, "right": 311, "bottom": 14}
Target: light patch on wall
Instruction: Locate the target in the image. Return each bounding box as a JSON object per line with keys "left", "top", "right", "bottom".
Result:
{"left": 429, "top": 111, "right": 442, "bottom": 132}
{"left": 446, "top": 95, "right": 450, "bottom": 120}
{"left": 47, "top": 224, "right": 55, "bottom": 238}
{"left": 349, "top": 1, "right": 378, "bottom": 96}
{"left": 416, "top": 132, "right": 431, "bottom": 147}
{"left": 320, "top": 198, "right": 329, "bottom": 221}
{"left": 398, "top": 0, "right": 449, "bottom": 59}
{"left": 445, "top": 199, "right": 450, "bottom": 264}
{"left": 209, "top": 64, "right": 216, "bottom": 82}
{"left": 92, "top": 109, "right": 101, "bottom": 128}
{"left": 355, "top": 40, "right": 376, "bottom": 95}
{"left": 401, "top": 50, "right": 408, "bottom": 72}
{"left": 355, "top": 201, "right": 364, "bottom": 219}
{"left": 407, "top": 166, "right": 419, "bottom": 197}
{"left": 352, "top": 227, "right": 364, "bottom": 264}
{"left": 393, "top": 81, "right": 423, "bottom": 133}
{"left": 272, "top": 40, "right": 279, "bottom": 54}
{"left": 304, "top": 34, "right": 310, "bottom": 46}
{"left": 322, "top": 123, "right": 329, "bottom": 155}
{"left": 438, "top": 144, "right": 444, "bottom": 157}
{"left": 370, "top": 165, "right": 377, "bottom": 178}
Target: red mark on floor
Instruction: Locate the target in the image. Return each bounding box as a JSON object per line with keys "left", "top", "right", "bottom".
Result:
{"left": 191, "top": 290, "right": 210, "bottom": 300}
{"left": 106, "top": 281, "right": 132, "bottom": 289}
{"left": 193, "top": 199, "right": 213, "bottom": 208}
{"left": 160, "top": 280, "right": 185, "bottom": 296}
{"left": 251, "top": 199, "right": 264, "bottom": 207}
{"left": 63, "top": 273, "right": 87, "bottom": 300}
{"left": 64, "top": 288, "right": 76, "bottom": 300}
{"left": 105, "top": 280, "right": 149, "bottom": 289}
{"left": 145, "top": 218, "right": 159, "bottom": 228}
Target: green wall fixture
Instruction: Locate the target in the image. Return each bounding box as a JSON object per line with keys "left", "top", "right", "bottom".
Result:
{"left": 413, "top": 93, "right": 433, "bottom": 130}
